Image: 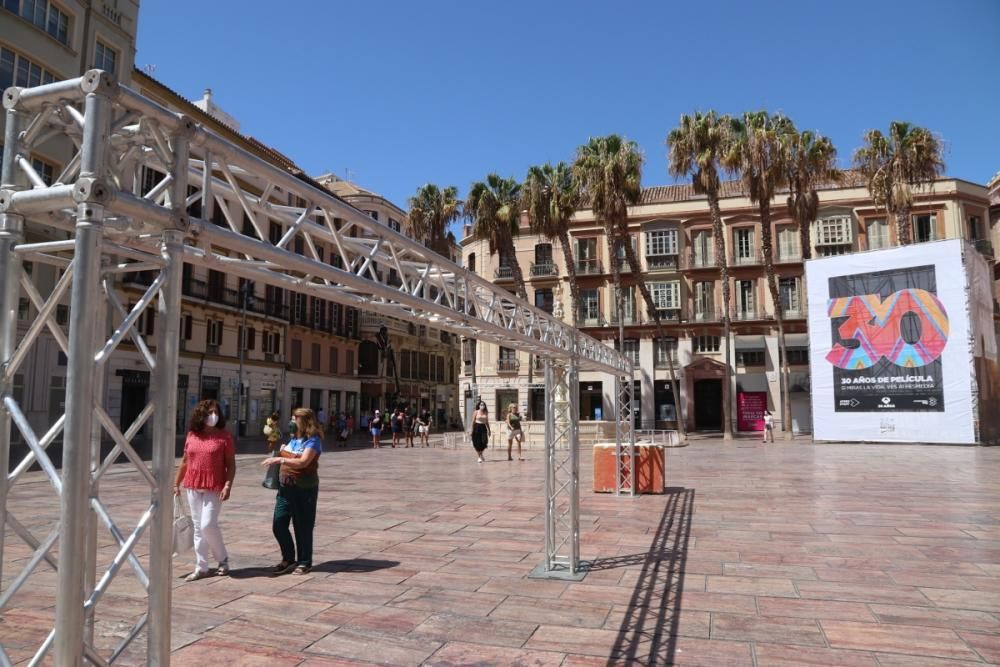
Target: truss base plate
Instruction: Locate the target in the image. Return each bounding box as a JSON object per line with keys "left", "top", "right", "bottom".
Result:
{"left": 528, "top": 561, "right": 590, "bottom": 582}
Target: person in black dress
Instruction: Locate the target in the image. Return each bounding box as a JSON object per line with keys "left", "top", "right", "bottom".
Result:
{"left": 471, "top": 401, "right": 491, "bottom": 463}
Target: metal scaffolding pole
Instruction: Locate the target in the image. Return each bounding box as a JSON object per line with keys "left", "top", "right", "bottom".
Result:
{"left": 54, "top": 83, "right": 112, "bottom": 667}
{"left": 615, "top": 374, "right": 636, "bottom": 496}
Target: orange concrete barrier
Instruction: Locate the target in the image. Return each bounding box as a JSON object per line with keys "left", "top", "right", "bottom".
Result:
{"left": 592, "top": 443, "right": 665, "bottom": 494}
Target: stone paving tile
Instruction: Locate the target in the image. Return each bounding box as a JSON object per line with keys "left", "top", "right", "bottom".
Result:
{"left": 867, "top": 655, "right": 986, "bottom": 667}
{"left": 307, "top": 626, "right": 442, "bottom": 666}
{"left": 752, "top": 643, "right": 879, "bottom": 666}
{"left": 170, "top": 638, "right": 306, "bottom": 665}
{"left": 410, "top": 612, "right": 538, "bottom": 648}
{"left": 705, "top": 574, "right": 799, "bottom": 597}
{"left": 821, "top": 620, "right": 981, "bottom": 660}
{"left": 205, "top": 613, "right": 336, "bottom": 651}
{"left": 711, "top": 612, "right": 827, "bottom": 646}
{"left": 868, "top": 603, "right": 1000, "bottom": 632}
{"left": 490, "top": 595, "right": 612, "bottom": 628}
{"left": 919, "top": 587, "right": 1000, "bottom": 612}
{"left": 424, "top": 641, "right": 565, "bottom": 667}
{"left": 957, "top": 630, "right": 1000, "bottom": 664}
{"left": 756, "top": 596, "right": 876, "bottom": 622}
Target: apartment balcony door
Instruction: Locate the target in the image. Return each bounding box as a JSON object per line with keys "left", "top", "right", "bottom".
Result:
{"left": 692, "top": 231, "right": 711, "bottom": 266}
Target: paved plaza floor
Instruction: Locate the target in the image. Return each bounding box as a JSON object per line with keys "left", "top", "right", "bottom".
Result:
{"left": 2, "top": 436, "right": 999, "bottom": 665}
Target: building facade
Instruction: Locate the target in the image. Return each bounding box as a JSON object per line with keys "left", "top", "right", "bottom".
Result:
{"left": 315, "top": 174, "right": 463, "bottom": 428}
{"left": 462, "top": 175, "right": 994, "bottom": 434}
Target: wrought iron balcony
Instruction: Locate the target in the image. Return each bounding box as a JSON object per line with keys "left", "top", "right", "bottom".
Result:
{"left": 609, "top": 312, "right": 644, "bottom": 326}
{"left": 530, "top": 261, "right": 558, "bottom": 277}
{"left": 575, "top": 259, "right": 602, "bottom": 275}
{"left": 494, "top": 265, "right": 514, "bottom": 280}
{"left": 497, "top": 358, "right": 520, "bottom": 374}
{"left": 684, "top": 253, "right": 717, "bottom": 269}
{"left": 691, "top": 309, "right": 722, "bottom": 323}
{"left": 578, "top": 314, "right": 605, "bottom": 327}
{"left": 974, "top": 239, "right": 994, "bottom": 259}
{"left": 732, "top": 308, "right": 768, "bottom": 321}
{"left": 731, "top": 250, "right": 763, "bottom": 266}
{"left": 775, "top": 251, "right": 802, "bottom": 264}
{"left": 781, "top": 308, "right": 805, "bottom": 320}
{"left": 646, "top": 308, "right": 682, "bottom": 323}
{"left": 645, "top": 254, "right": 680, "bottom": 270}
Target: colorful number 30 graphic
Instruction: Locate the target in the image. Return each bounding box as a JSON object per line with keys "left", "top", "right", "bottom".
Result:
{"left": 827, "top": 288, "right": 949, "bottom": 369}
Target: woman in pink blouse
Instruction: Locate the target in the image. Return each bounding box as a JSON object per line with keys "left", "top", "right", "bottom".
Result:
{"left": 174, "top": 399, "right": 236, "bottom": 581}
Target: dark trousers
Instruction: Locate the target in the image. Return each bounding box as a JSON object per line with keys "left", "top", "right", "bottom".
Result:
{"left": 272, "top": 484, "right": 318, "bottom": 566}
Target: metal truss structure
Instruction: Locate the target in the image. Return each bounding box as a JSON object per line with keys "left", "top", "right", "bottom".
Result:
{"left": 0, "top": 72, "right": 634, "bottom": 664}
{"left": 615, "top": 375, "right": 637, "bottom": 497}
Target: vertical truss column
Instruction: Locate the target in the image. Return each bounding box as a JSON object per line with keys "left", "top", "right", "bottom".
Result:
{"left": 615, "top": 374, "right": 636, "bottom": 496}
{"left": 0, "top": 106, "right": 26, "bottom": 593}
{"left": 534, "top": 357, "right": 583, "bottom": 580}
{"left": 54, "top": 79, "right": 112, "bottom": 667}
{"left": 148, "top": 121, "right": 191, "bottom": 666}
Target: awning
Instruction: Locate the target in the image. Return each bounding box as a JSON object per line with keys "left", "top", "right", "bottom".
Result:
{"left": 734, "top": 335, "right": 766, "bottom": 350}
{"left": 783, "top": 333, "right": 809, "bottom": 348}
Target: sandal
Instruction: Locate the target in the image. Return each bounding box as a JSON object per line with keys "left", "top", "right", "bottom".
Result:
{"left": 292, "top": 564, "right": 312, "bottom": 575}
{"left": 185, "top": 569, "right": 211, "bottom": 582}
{"left": 270, "top": 560, "right": 296, "bottom": 576}
{"left": 216, "top": 559, "right": 230, "bottom": 576}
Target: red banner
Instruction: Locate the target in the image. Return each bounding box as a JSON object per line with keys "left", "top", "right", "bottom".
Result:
{"left": 737, "top": 391, "right": 767, "bottom": 431}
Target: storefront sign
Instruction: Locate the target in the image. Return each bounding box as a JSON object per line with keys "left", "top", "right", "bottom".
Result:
{"left": 736, "top": 391, "right": 766, "bottom": 431}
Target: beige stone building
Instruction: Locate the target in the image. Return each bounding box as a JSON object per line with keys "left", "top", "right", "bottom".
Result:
{"left": 315, "top": 174, "right": 463, "bottom": 427}
{"left": 462, "top": 175, "right": 993, "bottom": 434}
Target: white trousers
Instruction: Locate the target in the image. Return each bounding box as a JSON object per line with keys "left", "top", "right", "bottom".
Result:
{"left": 185, "top": 488, "right": 228, "bottom": 572}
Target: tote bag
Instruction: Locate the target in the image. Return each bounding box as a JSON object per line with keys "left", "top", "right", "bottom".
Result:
{"left": 172, "top": 495, "right": 194, "bottom": 556}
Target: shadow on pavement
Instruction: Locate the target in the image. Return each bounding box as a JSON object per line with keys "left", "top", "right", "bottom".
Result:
{"left": 310, "top": 558, "right": 400, "bottom": 574}
{"left": 599, "top": 486, "right": 695, "bottom": 666}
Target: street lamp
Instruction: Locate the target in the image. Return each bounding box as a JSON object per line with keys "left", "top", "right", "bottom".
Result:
{"left": 235, "top": 279, "right": 254, "bottom": 439}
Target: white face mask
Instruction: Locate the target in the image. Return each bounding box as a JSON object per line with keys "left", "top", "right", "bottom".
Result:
{"left": 206, "top": 412, "right": 219, "bottom": 427}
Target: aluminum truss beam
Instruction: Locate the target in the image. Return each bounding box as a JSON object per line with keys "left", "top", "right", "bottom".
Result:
{"left": 0, "top": 72, "right": 634, "bottom": 663}
{"left": 615, "top": 375, "right": 637, "bottom": 496}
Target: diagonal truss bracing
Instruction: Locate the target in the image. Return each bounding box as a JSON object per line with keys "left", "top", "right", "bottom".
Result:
{"left": 0, "top": 71, "right": 633, "bottom": 664}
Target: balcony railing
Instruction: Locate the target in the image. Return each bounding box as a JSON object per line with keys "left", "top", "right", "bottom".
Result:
{"left": 775, "top": 251, "right": 802, "bottom": 264}
{"left": 646, "top": 308, "right": 682, "bottom": 323}
{"left": 182, "top": 278, "right": 207, "bottom": 299}
{"left": 684, "top": 253, "right": 717, "bottom": 269}
{"left": 646, "top": 254, "right": 680, "bottom": 270}
{"left": 974, "top": 239, "right": 994, "bottom": 259}
{"left": 781, "top": 308, "right": 805, "bottom": 320}
{"left": 654, "top": 354, "right": 680, "bottom": 369}
{"left": 692, "top": 309, "right": 722, "bottom": 323}
{"left": 497, "top": 358, "right": 520, "bottom": 374}
{"left": 530, "top": 261, "right": 558, "bottom": 277}
{"left": 576, "top": 259, "right": 603, "bottom": 275}
{"left": 731, "top": 250, "right": 763, "bottom": 266}
{"left": 613, "top": 256, "right": 637, "bottom": 273}
{"left": 578, "top": 314, "right": 605, "bottom": 327}
{"left": 610, "top": 312, "right": 644, "bottom": 326}
{"left": 732, "top": 308, "right": 768, "bottom": 321}
{"left": 494, "top": 266, "right": 514, "bottom": 280}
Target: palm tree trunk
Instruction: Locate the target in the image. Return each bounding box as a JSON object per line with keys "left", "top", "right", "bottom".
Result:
{"left": 621, "top": 237, "right": 686, "bottom": 441}
{"left": 709, "top": 191, "right": 733, "bottom": 439}
{"left": 895, "top": 208, "right": 912, "bottom": 246}
{"left": 502, "top": 235, "right": 531, "bottom": 388}
{"left": 798, "top": 218, "right": 811, "bottom": 260}
{"left": 759, "top": 200, "right": 791, "bottom": 439}
{"left": 605, "top": 227, "right": 627, "bottom": 426}
{"left": 558, "top": 230, "right": 580, "bottom": 327}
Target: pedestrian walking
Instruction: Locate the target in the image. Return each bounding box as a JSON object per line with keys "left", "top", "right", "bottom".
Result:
{"left": 763, "top": 410, "right": 775, "bottom": 443}
{"left": 391, "top": 409, "right": 403, "bottom": 448}
{"left": 371, "top": 409, "right": 382, "bottom": 448}
{"left": 404, "top": 407, "right": 415, "bottom": 447}
{"left": 471, "top": 401, "right": 490, "bottom": 463}
{"left": 417, "top": 409, "right": 431, "bottom": 447}
{"left": 174, "top": 399, "right": 235, "bottom": 581}
{"left": 505, "top": 403, "right": 525, "bottom": 461}
{"left": 261, "top": 407, "right": 323, "bottom": 576}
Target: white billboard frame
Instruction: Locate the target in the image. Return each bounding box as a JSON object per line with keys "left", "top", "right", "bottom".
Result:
{"left": 806, "top": 238, "right": 976, "bottom": 444}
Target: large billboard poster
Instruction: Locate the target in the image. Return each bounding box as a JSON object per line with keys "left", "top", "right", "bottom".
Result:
{"left": 806, "top": 239, "right": 975, "bottom": 444}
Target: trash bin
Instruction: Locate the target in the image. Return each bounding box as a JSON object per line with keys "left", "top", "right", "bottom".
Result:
{"left": 592, "top": 442, "right": 665, "bottom": 494}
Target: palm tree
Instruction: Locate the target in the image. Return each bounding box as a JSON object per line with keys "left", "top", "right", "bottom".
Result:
{"left": 523, "top": 162, "right": 582, "bottom": 326}
{"left": 725, "top": 111, "right": 793, "bottom": 438}
{"left": 466, "top": 173, "right": 527, "bottom": 300}
{"left": 407, "top": 183, "right": 463, "bottom": 257}
{"left": 853, "top": 121, "right": 945, "bottom": 245}
{"left": 667, "top": 111, "right": 733, "bottom": 439}
{"left": 785, "top": 131, "right": 840, "bottom": 261}
{"left": 574, "top": 135, "right": 684, "bottom": 438}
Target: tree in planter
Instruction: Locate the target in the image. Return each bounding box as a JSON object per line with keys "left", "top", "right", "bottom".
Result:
{"left": 784, "top": 130, "right": 840, "bottom": 261}
{"left": 574, "top": 135, "right": 685, "bottom": 439}
{"left": 407, "top": 183, "right": 463, "bottom": 257}
{"left": 724, "top": 110, "right": 793, "bottom": 438}
{"left": 523, "top": 162, "right": 582, "bottom": 326}
{"left": 853, "top": 121, "right": 944, "bottom": 246}
{"left": 667, "top": 111, "right": 734, "bottom": 438}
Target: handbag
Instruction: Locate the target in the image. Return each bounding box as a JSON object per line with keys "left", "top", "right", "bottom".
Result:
{"left": 172, "top": 496, "right": 194, "bottom": 556}
{"left": 262, "top": 459, "right": 281, "bottom": 489}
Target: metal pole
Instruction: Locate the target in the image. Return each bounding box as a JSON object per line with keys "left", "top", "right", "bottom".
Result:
{"left": 0, "top": 108, "right": 27, "bottom": 591}
{"left": 54, "top": 85, "right": 112, "bottom": 665}
{"left": 543, "top": 359, "right": 555, "bottom": 571}
{"left": 148, "top": 122, "right": 190, "bottom": 666}
{"left": 567, "top": 356, "right": 580, "bottom": 572}
{"left": 236, "top": 282, "right": 247, "bottom": 441}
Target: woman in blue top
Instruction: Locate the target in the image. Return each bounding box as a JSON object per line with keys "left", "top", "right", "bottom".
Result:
{"left": 261, "top": 407, "right": 323, "bottom": 575}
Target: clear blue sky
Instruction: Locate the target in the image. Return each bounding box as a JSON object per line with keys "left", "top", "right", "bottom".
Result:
{"left": 137, "top": 0, "right": 999, "bottom": 210}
